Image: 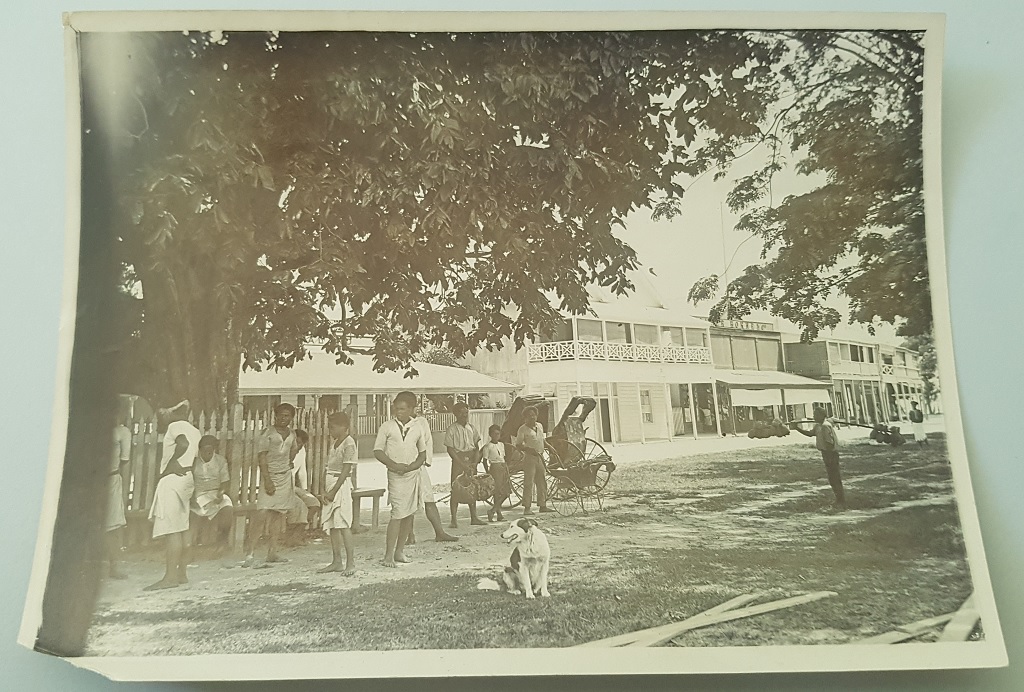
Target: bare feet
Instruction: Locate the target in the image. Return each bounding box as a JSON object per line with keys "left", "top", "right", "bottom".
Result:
{"left": 394, "top": 554, "right": 412, "bottom": 563}
{"left": 435, "top": 533, "right": 458, "bottom": 542}
{"left": 470, "top": 519, "right": 487, "bottom": 526}
{"left": 317, "top": 563, "right": 346, "bottom": 573}
{"left": 143, "top": 578, "right": 179, "bottom": 591}
{"left": 342, "top": 567, "right": 357, "bottom": 576}
{"left": 382, "top": 557, "right": 397, "bottom": 568}
{"left": 448, "top": 522, "right": 458, "bottom": 529}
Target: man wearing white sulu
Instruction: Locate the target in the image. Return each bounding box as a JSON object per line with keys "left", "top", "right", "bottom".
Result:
{"left": 145, "top": 400, "right": 201, "bottom": 591}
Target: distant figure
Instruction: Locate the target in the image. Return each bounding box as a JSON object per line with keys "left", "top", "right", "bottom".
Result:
{"left": 793, "top": 406, "right": 846, "bottom": 509}
{"left": 105, "top": 419, "right": 132, "bottom": 579}
{"left": 146, "top": 401, "right": 202, "bottom": 590}
{"left": 909, "top": 402, "right": 928, "bottom": 446}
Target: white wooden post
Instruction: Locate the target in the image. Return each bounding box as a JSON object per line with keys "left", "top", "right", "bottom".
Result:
{"left": 710, "top": 380, "right": 723, "bottom": 437}
{"left": 688, "top": 383, "right": 698, "bottom": 440}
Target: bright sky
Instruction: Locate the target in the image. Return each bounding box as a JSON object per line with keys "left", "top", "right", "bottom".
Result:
{"left": 615, "top": 154, "right": 902, "bottom": 344}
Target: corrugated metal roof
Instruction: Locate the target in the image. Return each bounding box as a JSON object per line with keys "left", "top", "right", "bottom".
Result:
{"left": 238, "top": 351, "right": 522, "bottom": 395}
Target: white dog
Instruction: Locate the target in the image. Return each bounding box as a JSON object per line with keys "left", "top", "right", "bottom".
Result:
{"left": 497, "top": 517, "right": 551, "bottom": 598}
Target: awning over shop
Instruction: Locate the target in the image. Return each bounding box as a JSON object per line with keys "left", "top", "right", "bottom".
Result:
{"left": 729, "top": 388, "right": 783, "bottom": 407}
{"left": 717, "top": 370, "right": 831, "bottom": 408}
{"left": 782, "top": 388, "right": 832, "bottom": 405}
{"left": 716, "top": 370, "right": 830, "bottom": 389}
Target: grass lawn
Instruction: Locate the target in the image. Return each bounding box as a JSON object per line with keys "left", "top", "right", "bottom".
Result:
{"left": 86, "top": 434, "right": 977, "bottom": 654}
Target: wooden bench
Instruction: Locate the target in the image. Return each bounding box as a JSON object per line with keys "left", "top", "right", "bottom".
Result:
{"left": 350, "top": 463, "right": 386, "bottom": 532}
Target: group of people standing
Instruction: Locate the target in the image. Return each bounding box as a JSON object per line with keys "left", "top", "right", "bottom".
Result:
{"left": 106, "top": 391, "right": 556, "bottom": 588}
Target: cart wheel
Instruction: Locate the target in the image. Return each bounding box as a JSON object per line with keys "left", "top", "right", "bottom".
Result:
{"left": 580, "top": 491, "right": 602, "bottom": 514}
{"left": 481, "top": 468, "right": 523, "bottom": 509}
{"left": 547, "top": 475, "right": 580, "bottom": 517}
{"left": 506, "top": 469, "right": 524, "bottom": 509}
{"left": 583, "top": 438, "right": 614, "bottom": 492}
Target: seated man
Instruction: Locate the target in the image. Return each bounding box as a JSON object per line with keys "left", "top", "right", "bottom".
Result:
{"left": 189, "top": 435, "right": 234, "bottom": 556}
{"left": 285, "top": 429, "right": 322, "bottom": 545}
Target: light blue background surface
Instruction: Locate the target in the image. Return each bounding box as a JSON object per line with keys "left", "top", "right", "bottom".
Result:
{"left": 3, "top": 1, "right": 1020, "bottom": 690}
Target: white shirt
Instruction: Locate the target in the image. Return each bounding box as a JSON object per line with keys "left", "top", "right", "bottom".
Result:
{"left": 374, "top": 418, "right": 430, "bottom": 467}
{"left": 293, "top": 447, "right": 309, "bottom": 489}
{"left": 160, "top": 420, "right": 202, "bottom": 472}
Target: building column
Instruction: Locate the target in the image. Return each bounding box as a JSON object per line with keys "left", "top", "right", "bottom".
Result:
{"left": 688, "top": 383, "right": 698, "bottom": 440}
{"left": 664, "top": 382, "right": 675, "bottom": 440}
{"left": 636, "top": 384, "right": 647, "bottom": 444}
{"left": 710, "top": 380, "right": 723, "bottom": 437}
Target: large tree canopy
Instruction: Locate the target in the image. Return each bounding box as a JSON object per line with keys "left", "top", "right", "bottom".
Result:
{"left": 85, "top": 28, "right": 932, "bottom": 411}
{"left": 86, "top": 29, "right": 783, "bottom": 411}
{"left": 676, "top": 31, "right": 930, "bottom": 342}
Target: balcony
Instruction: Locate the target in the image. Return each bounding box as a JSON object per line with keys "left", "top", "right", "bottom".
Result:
{"left": 528, "top": 340, "right": 713, "bottom": 365}
{"left": 881, "top": 363, "right": 920, "bottom": 379}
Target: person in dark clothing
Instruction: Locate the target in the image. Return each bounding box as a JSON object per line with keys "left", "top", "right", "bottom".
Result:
{"left": 793, "top": 406, "right": 846, "bottom": 508}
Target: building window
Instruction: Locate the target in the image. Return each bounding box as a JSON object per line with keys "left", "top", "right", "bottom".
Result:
{"left": 711, "top": 335, "right": 733, "bottom": 369}
{"left": 605, "top": 322, "right": 632, "bottom": 343}
{"left": 731, "top": 337, "right": 759, "bottom": 370}
{"left": 640, "top": 389, "right": 654, "bottom": 423}
{"left": 634, "top": 324, "right": 659, "bottom": 345}
{"left": 576, "top": 318, "right": 604, "bottom": 341}
{"left": 866, "top": 347, "right": 875, "bottom": 363}
{"left": 896, "top": 351, "right": 907, "bottom": 366}
{"left": 318, "top": 395, "right": 340, "bottom": 413}
{"left": 661, "top": 326, "right": 684, "bottom": 347}
{"left": 828, "top": 343, "right": 842, "bottom": 364}
{"left": 685, "top": 328, "right": 708, "bottom": 348}
{"left": 537, "top": 318, "right": 573, "bottom": 343}
{"left": 840, "top": 343, "right": 852, "bottom": 361}
{"left": 755, "top": 338, "right": 782, "bottom": 371}
{"left": 296, "top": 394, "right": 306, "bottom": 409}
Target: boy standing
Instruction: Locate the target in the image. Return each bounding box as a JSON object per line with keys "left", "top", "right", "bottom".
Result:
{"left": 245, "top": 403, "right": 298, "bottom": 567}
{"left": 374, "top": 391, "right": 430, "bottom": 567}
{"left": 481, "top": 424, "right": 509, "bottom": 522}
{"left": 794, "top": 406, "right": 846, "bottom": 508}
{"left": 318, "top": 412, "right": 358, "bottom": 575}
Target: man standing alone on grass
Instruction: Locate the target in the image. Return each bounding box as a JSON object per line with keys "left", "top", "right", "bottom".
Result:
{"left": 909, "top": 401, "right": 928, "bottom": 447}
{"left": 145, "top": 401, "right": 202, "bottom": 590}
{"left": 445, "top": 402, "right": 485, "bottom": 528}
{"left": 792, "top": 406, "right": 846, "bottom": 509}
{"left": 244, "top": 403, "right": 298, "bottom": 568}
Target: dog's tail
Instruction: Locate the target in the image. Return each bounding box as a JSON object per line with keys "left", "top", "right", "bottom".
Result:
{"left": 476, "top": 577, "right": 501, "bottom": 591}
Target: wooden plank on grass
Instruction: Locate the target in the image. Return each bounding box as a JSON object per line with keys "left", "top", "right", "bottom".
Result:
{"left": 853, "top": 612, "right": 957, "bottom": 645}
{"left": 641, "top": 591, "right": 836, "bottom": 648}
{"left": 938, "top": 594, "right": 979, "bottom": 642}
{"left": 574, "top": 593, "right": 763, "bottom": 648}
{"left": 576, "top": 592, "right": 836, "bottom": 648}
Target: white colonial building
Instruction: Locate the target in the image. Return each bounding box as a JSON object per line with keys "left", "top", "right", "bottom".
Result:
{"left": 463, "top": 275, "right": 727, "bottom": 444}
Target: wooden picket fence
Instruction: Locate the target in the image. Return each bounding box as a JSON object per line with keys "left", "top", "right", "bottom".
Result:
{"left": 119, "top": 404, "right": 362, "bottom": 545}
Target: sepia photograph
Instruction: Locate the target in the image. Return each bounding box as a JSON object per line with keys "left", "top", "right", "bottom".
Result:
{"left": 18, "top": 10, "right": 1007, "bottom": 681}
